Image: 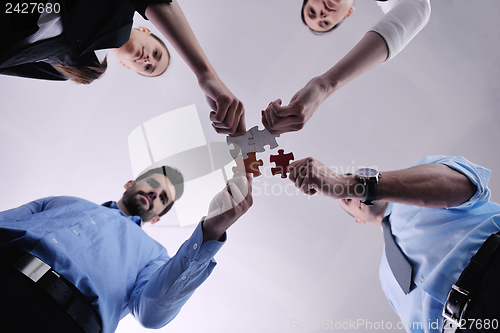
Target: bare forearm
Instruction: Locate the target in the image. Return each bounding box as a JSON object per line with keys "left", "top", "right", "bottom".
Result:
{"left": 375, "top": 164, "right": 477, "bottom": 208}
{"left": 320, "top": 31, "right": 389, "bottom": 94}
{"left": 145, "top": 1, "right": 216, "bottom": 79}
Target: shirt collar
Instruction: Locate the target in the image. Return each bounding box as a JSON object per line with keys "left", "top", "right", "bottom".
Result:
{"left": 94, "top": 49, "right": 109, "bottom": 65}
{"left": 384, "top": 202, "right": 394, "bottom": 217}
{"left": 102, "top": 201, "right": 143, "bottom": 227}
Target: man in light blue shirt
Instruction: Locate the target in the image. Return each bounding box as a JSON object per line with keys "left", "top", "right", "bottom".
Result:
{"left": 286, "top": 155, "right": 500, "bottom": 332}
{"left": 0, "top": 166, "right": 253, "bottom": 333}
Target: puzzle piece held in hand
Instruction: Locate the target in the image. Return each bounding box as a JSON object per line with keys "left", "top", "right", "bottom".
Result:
{"left": 231, "top": 155, "right": 246, "bottom": 174}
{"left": 232, "top": 152, "right": 263, "bottom": 177}
{"left": 270, "top": 149, "right": 295, "bottom": 178}
{"left": 226, "top": 130, "right": 254, "bottom": 160}
{"left": 248, "top": 126, "right": 280, "bottom": 153}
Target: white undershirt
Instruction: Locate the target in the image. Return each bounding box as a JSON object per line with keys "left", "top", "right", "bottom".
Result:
{"left": 371, "top": 0, "right": 431, "bottom": 61}
{"left": 377, "top": 0, "right": 401, "bottom": 14}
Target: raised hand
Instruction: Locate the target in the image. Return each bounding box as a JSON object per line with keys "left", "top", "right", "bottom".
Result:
{"left": 262, "top": 77, "right": 331, "bottom": 135}
{"left": 202, "top": 173, "right": 253, "bottom": 242}
{"left": 199, "top": 74, "right": 246, "bottom": 136}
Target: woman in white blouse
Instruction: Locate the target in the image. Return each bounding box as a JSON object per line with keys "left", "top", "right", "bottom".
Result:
{"left": 262, "top": 0, "right": 431, "bottom": 135}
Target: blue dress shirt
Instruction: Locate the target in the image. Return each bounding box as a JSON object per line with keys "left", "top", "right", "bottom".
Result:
{"left": 379, "top": 156, "right": 500, "bottom": 332}
{"left": 0, "top": 197, "right": 225, "bottom": 333}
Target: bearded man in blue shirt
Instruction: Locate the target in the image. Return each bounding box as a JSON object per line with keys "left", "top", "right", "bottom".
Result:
{"left": 0, "top": 166, "right": 253, "bottom": 333}
{"left": 287, "top": 155, "right": 500, "bottom": 333}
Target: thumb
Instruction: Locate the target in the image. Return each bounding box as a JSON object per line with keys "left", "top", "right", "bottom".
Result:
{"left": 272, "top": 99, "right": 303, "bottom": 117}
{"left": 206, "top": 95, "right": 217, "bottom": 111}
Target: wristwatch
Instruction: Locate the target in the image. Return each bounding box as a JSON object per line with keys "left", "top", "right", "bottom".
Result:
{"left": 355, "top": 168, "right": 382, "bottom": 206}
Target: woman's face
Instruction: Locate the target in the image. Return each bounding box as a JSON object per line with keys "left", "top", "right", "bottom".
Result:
{"left": 303, "top": 0, "right": 354, "bottom": 32}
{"left": 114, "top": 27, "right": 169, "bottom": 77}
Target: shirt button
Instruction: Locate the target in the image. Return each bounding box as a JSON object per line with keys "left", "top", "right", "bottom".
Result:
{"left": 73, "top": 230, "right": 79, "bottom": 235}
{"left": 193, "top": 243, "right": 198, "bottom": 250}
{"left": 181, "top": 276, "right": 187, "bottom": 281}
{"left": 91, "top": 221, "right": 96, "bottom": 225}
{"left": 52, "top": 238, "right": 58, "bottom": 243}
{"left": 104, "top": 215, "right": 108, "bottom": 218}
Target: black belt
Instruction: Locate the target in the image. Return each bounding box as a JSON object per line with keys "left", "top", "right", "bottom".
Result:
{"left": 443, "top": 232, "right": 500, "bottom": 329}
{"left": 0, "top": 241, "right": 102, "bottom": 333}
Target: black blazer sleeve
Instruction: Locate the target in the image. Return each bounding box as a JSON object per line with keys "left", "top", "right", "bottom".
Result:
{"left": 0, "top": 62, "right": 67, "bottom": 81}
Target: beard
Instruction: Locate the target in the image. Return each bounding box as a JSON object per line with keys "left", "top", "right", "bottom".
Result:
{"left": 121, "top": 189, "right": 156, "bottom": 222}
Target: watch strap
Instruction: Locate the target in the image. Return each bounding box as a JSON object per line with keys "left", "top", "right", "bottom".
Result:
{"left": 361, "top": 179, "right": 377, "bottom": 205}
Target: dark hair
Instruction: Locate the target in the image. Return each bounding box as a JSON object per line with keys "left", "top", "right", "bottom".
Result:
{"left": 52, "top": 31, "right": 170, "bottom": 84}
{"left": 52, "top": 57, "right": 108, "bottom": 85}
{"left": 301, "top": 0, "right": 343, "bottom": 34}
{"left": 136, "top": 165, "right": 184, "bottom": 216}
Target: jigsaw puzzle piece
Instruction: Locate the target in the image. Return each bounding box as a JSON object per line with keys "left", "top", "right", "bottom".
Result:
{"left": 270, "top": 149, "right": 295, "bottom": 178}
{"left": 242, "top": 152, "right": 264, "bottom": 177}
{"left": 226, "top": 131, "right": 254, "bottom": 159}
{"left": 247, "top": 126, "right": 280, "bottom": 153}
{"left": 231, "top": 155, "right": 246, "bottom": 174}
{"left": 232, "top": 153, "right": 263, "bottom": 177}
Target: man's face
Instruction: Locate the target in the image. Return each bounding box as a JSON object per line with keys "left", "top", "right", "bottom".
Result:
{"left": 338, "top": 198, "right": 372, "bottom": 225}
{"left": 303, "top": 0, "right": 354, "bottom": 32}
{"left": 114, "top": 27, "right": 170, "bottom": 77}
{"left": 121, "top": 173, "right": 176, "bottom": 223}
{"left": 338, "top": 198, "right": 388, "bottom": 227}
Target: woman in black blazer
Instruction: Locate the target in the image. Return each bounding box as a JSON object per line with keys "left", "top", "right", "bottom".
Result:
{"left": 1, "top": 0, "right": 245, "bottom": 135}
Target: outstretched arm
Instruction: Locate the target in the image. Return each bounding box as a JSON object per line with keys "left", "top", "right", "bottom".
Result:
{"left": 146, "top": 1, "right": 245, "bottom": 135}
{"left": 129, "top": 173, "right": 253, "bottom": 328}
{"left": 0, "top": 197, "right": 50, "bottom": 223}
{"left": 288, "top": 157, "right": 477, "bottom": 209}
{"left": 263, "top": 31, "right": 388, "bottom": 135}
{"left": 263, "top": 0, "right": 431, "bottom": 135}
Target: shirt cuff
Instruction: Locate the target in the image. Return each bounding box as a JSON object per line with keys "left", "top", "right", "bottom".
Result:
{"left": 186, "top": 219, "right": 226, "bottom": 263}
{"left": 370, "top": 0, "right": 431, "bottom": 61}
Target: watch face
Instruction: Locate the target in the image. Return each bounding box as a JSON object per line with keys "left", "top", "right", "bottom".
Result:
{"left": 356, "top": 168, "right": 379, "bottom": 178}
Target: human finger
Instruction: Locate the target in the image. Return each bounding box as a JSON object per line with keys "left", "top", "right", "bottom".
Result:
{"left": 227, "top": 101, "right": 245, "bottom": 135}
{"left": 288, "top": 158, "right": 310, "bottom": 183}
{"left": 227, "top": 180, "right": 245, "bottom": 205}
{"left": 209, "top": 94, "right": 231, "bottom": 124}
{"left": 233, "top": 111, "right": 247, "bottom": 136}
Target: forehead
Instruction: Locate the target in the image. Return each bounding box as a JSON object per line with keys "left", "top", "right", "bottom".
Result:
{"left": 338, "top": 199, "right": 357, "bottom": 217}
{"left": 141, "top": 173, "right": 176, "bottom": 201}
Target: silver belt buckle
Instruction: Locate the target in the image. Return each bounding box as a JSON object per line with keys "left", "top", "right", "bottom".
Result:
{"left": 443, "top": 284, "right": 471, "bottom": 328}
{"left": 12, "top": 253, "right": 51, "bottom": 282}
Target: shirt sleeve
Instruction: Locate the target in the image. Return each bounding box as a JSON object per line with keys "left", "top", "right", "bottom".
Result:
{"left": 128, "top": 219, "right": 225, "bottom": 329}
{"left": 412, "top": 155, "right": 492, "bottom": 210}
{"left": 0, "top": 63, "right": 67, "bottom": 81}
{"left": 370, "top": 0, "right": 431, "bottom": 61}
{"left": 0, "top": 197, "right": 51, "bottom": 223}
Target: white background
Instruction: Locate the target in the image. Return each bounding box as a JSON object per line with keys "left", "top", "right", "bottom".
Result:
{"left": 1, "top": 0, "right": 500, "bottom": 332}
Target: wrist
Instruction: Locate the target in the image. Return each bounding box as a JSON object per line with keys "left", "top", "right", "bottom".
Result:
{"left": 317, "top": 73, "right": 340, "bottom": 96}
{"left": 196, "top": 66, "right": 218, "bottom": 82}
{"left": 201, "top": 218, "right": 225, "bottom": 243}
{"left": 354, "top": 168, "right": 382, "bottom": 205}
{"left": 341, "top": 174, "right": 365, "bottom": 200}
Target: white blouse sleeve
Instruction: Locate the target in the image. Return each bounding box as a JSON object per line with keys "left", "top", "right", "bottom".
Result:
{"left": 370, "top": 0, "right": 431, "bottom": 61}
